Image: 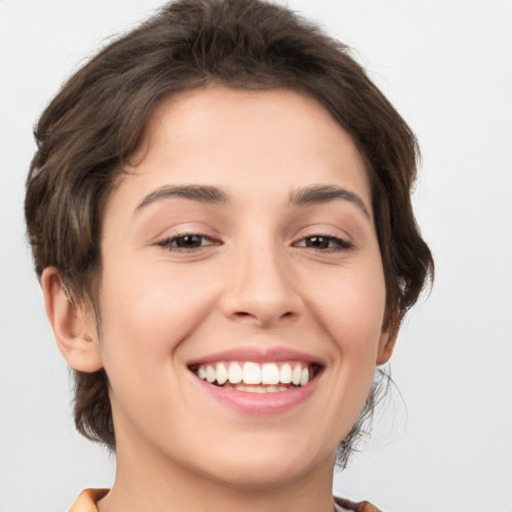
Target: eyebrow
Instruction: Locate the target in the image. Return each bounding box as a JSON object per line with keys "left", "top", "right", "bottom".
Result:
{"left": 136, "top": 184, "right": 229, "bottom": 211}
{"left": 289, "top": 185, "right": 371, "bottom": 219}
{"left": 135, "top": 183, "right": 370, "bottom": 219}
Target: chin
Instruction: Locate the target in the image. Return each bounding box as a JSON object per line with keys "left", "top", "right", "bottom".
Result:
{"left": 208, "top": 461, "right": 313, "bottom": 491}
{"left": 193, "top": 439, "right": 334, "bottom": 491}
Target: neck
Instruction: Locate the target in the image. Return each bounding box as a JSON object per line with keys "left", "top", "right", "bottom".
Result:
{"left": 99, "top": 433, "right": 336, "bottom": 512}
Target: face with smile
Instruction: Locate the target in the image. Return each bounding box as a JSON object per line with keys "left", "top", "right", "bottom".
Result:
{"left": 75, "top": 86, "right": 393, "bottom": 490}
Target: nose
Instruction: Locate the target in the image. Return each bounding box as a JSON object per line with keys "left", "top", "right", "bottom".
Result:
{"left": 219, "top": 240, "right": 303, "bottom": 328}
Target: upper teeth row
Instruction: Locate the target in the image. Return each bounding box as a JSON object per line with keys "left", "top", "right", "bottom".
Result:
{"left": 194, "top": 361, "right": 311, "bottom": 386}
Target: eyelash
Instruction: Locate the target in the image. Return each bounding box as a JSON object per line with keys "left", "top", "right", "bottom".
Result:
{"left": 157, "top": 234, "right": 217, "bottom": 252}
{"left": 157, "top": 233, "right": 352, "bottom": 253}
{"left": 293, "top": 234, "right": 353, "bottom": 252}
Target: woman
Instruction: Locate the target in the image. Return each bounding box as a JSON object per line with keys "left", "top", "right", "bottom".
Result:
{"left": 24, "top": 0, "right": 433, "bottom": 510}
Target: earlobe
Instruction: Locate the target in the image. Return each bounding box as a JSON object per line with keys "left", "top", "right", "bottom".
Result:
{"left": 41, "top": 267, "right": 103, "bottom": 372}
{"left": 376, "top": 324, "right": 398, "bottom": 365}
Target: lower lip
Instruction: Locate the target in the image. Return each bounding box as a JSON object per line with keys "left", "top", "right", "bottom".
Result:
{"left": 191, "top": 374, "right": 320, "bottom": 415}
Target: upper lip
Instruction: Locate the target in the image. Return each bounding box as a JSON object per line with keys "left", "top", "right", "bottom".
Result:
{"left": 186, "top": 346, "right": 324, "bottom": 368}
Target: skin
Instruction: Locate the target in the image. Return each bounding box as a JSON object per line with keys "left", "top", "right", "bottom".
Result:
{"left": 43, "top": 86, "right": 395, "bottom": 512}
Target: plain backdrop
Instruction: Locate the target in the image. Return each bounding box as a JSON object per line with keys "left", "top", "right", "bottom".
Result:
{"left": 1, "top": 1, "right": 511, "bottom": 511}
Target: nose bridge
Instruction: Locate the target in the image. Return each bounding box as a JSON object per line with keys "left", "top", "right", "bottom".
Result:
{"left": 221, "top": 233, "right": 301, "bottom": 326}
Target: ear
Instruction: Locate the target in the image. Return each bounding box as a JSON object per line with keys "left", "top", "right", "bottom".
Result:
{"left": 376, "top": 323, "right": 398, "bottom": 365}
{"left": 41, "top": 267, "right": 103, "bottom": 372}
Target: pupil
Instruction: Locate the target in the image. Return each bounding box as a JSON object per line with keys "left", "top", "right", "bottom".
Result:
{"left": 307, "top": 236, "right": 328, "bottom": 248}
{"left": 177, "top": 235, "right": 201, "bottom": 247}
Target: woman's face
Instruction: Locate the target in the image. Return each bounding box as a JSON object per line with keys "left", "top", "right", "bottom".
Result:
{"left": 94, "top": 86, "right": 391, "bottom": 488}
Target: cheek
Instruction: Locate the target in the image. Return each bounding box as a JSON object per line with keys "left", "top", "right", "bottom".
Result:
{"left": 293, "top": 264, "right": 387, "bottom": 445}
{"left": 308, "top": 263, "right": 387, "bottom": 355}
{"left": 96, "top": 261, "right": 220, "bottom": 383}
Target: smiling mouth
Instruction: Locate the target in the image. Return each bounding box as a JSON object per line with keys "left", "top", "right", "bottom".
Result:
{"left": 189, "top": 361, "right": 322, "bottom": 393}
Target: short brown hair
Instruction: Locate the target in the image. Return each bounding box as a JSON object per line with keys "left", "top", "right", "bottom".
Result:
{"left": 25, "top": 0, "right": 433, "bottom": 461}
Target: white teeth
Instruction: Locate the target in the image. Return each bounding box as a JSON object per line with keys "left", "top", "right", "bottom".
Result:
{"left": 280, "top": 363, "right": 292, "bottom": 384}
{"left": 291, "top": 364, "right": 302, "bottom": 386}
{"left": 193, "top": 361, "right": 315, "bottom": 389}
{"left": 216, "top": 362, "right": 228, "bottom": 385}
{"left": 228, "top": 362, "right": 243, "bottom": 384}
{"left": 206, "top": 365, "right": 216, "bottom": 383}
{"left": 229, "top": 384, "right": 293, "bottom": 393}
{"left": 243, "top": 362, "right": 261, "bottom": 384}
{"left": 261, "top": 363, "right": 280, "bottom": 385}
{"left": 300, "top": 367, "right": 310, "bottom": 386}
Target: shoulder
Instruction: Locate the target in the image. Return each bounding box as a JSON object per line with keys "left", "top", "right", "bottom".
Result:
{"left": 69, "top": 489, "right": 108, "bottom": 512}
{"left": 70, "top": 490, "right": 382, "bottom": 512}
{"left": 334, "top": 495, "right": 383, "bottom": 512}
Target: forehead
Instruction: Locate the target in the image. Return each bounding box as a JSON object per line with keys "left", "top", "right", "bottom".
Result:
{"left": 113, "top": 85, "right": 371, "bottom": 214}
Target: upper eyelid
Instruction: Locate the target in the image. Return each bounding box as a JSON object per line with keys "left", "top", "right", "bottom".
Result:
{"left": 157, "top": 232, "right": 351, "bottom": 243}
{"left": 154, "top": 227, "right": 354, "bottom": 247}
{"left": 290, "top": 220, "right": 355, "bottom": 240}
{"left": 292, "top": 229, "right": 352, "bottom": 243}
{"left": 159, "top": 233, "right": 216, "bottom": 243}
{"left": 293, "top": 234, "right": 352, "bottom": 248}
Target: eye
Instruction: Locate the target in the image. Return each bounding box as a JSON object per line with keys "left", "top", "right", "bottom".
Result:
{"left": 157, "top": 234, "right": 217, "bottom": 251}
{"left": 294, "top": 235, "right": 352, "bottom": 252}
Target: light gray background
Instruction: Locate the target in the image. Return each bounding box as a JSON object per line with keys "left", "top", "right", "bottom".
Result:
{"left": 1, "top": 1, "right": 511, "bottom": 511}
